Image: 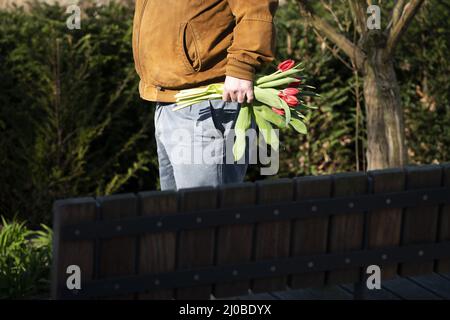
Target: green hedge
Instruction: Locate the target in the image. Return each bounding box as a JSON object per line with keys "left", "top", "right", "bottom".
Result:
{"left": 0, "top": 1, "right": 159, "bottom": 226}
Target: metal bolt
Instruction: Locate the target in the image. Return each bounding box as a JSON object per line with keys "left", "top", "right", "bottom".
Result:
{"left": 235, "top": 213, "right": 241, "bottom": 219}
{"left": 270, "top": 266, "right": 276, "bottom": 272}
{"left": 418, "top": 250, "right": 424, "bottom": 256}
{"left": 311, "top": 205, "right": 317, "bottom": 212}
{"left": 114, "top": 283, "right": 120, "bottom": 290}
{"left": 194, "top": 274, "right": 200, "bottom": 280}
{"left": 345, "top": 258, "right": 351, "bottom": 264}
{"left": 381, "top": 254, "right": 388, "bottom": 260}
{"left": 156, "top": 221, "right": 163, "bottom": 227}
{"left": 196, "top": 217, "right": 202, "bottom": 224}
{"left": 74, "top": 229, "right": 80, "bottom": 236}
{"left": 154, "top": 279, "right": 160, "bottom": 286}
{"left": 273, "top": 209, "right": 280, "bottom": 216}
{"left": 422, "top": 194, "right": 428, "bottom": 201}
{"left": 232, "top": 270, "right": 238, "bottom": 276}
{"left": 386, "top": 198, "right": 391, "bottom": 205}
{"left": 307, "top": 262, "right": 314, "bottom": 268}
{"left": 348, "top": 202, "right": 354, "bottom": 209}
{"left": 116, "top": 225, "right": 122, "bottom": 232}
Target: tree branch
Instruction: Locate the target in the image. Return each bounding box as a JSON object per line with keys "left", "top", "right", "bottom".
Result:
{"left": 386, "top": 0, "right": 425, "bottom": 56}
{"left": 392, "top": 0, "right": 407, "bottom": 27}
{"left": 321, "top": 0, "right": 345, "bottom": 32}
{"left": 348, "top": 0, "right": 367, "bottom": 36}
{"left": 297, "top": 0, "right": 366, "bottom": 69}
{"left": 386, "top": 0, "right": 406, "bottom": 31}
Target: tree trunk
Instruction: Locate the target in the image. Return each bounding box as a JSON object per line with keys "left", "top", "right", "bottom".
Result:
{"left": 363, "top": 49, "right": 407, "bottom": 170}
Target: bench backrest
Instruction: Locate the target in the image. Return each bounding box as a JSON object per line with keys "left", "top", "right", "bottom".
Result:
{"left": 51, "top": 164, "right": 450, "bottom": 299}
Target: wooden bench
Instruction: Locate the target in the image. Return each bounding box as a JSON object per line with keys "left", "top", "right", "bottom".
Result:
{"left": 51, "top": 164, "right": 450, "bottom": 300}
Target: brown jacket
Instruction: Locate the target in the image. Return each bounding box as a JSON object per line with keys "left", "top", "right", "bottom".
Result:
{"left": 132, "top": 0, "right": 278, "bottom": 102}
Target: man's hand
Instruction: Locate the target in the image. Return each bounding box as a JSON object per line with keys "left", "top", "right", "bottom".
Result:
{"left": 222, "top": 76, "right": 254, "bottom": 104}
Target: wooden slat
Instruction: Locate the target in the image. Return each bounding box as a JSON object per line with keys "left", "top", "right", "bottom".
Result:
{"left": 438, "top": 273, "right": 450, "bottom": 281}
{"left": 237, "top": 292, "right": 279, "bottom": 300}
{"left": 272, "top": 286, "right": 352, "bottom": 300}
{"left": 437, "top": 163, "right": 450, "bottom": 273}
{"left": 137, "top": 190, "right": 178, "bottom": 300}
{"left": 251, "top": 178, "right": 294, "bottom": 294}
{"left": 176, "top": 186, "right": 218, "bottom": 300}
{"left": 368, "top": 168, "right": 405, "bottom": 280}
{"left": 214, "top": 182, "right": 256, "bottom": 298}
{"left": 326, "top": 172, "right": 367, "bottom": 285}
{"left": 51, "top": 198, "right": 97, "bottom": 299}
{"left": 290, "top": 175, "right": 332, "bottom": 289}
{"left": 382, "top": 276, "right": 442, "bottom": 300}
{"left": 407, "top": 273, "right": 450, "bottom": 299}
{"left": 340, "top": 283, "right": 401, "bottom": 300}
{"left": 95, "top": 193, "right": 138, "bottom": 299}
{"left": 400, "top": 165, "right": 442, "bottom": 277}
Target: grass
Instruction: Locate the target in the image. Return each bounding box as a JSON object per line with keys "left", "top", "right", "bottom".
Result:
{"left": 0, "top": 216, "right": 52, "bottom": 299}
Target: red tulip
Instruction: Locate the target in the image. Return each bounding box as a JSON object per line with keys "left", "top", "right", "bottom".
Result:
{"left": 272, "top": 107, "right": 285, "bottom": 116}
{"left": 278, "top": 93, "right": 299, "bottom": 107}
{"left": 277, "top": 59, "right": 295, "bottom": 72}
{"left": 288, "top": 77, "right": 302, "bottom": 88}
{"left": 281, "top": 88, "right": 300, "bottom": 96}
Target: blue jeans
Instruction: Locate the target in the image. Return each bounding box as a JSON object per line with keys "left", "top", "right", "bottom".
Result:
{"left": 154, "top": 99, "right": 254, "bottom": 190}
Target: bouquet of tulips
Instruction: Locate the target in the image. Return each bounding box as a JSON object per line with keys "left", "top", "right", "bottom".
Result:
{"left": 174, "top": 59, "right": 318, "bottom": 160}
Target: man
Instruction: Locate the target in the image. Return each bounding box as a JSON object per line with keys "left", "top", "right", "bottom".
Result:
{"left": 132, "top": 0, "right": 278, "bottom": 190}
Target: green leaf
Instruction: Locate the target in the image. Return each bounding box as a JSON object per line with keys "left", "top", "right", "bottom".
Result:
{"left": 292, "top": 110, "right": 307, "bottom": 119}
{"left": 173, "top": 93, "right": 222, "bottom": 110}
{"left": 256, "top": 67, "right": 303, "bottom": 85}
{"left": 254, "top": 111, "right": 279, "bottom": 150}
{"left": 253, "top": 105, "right": 286, "bottom": 128}
{"left": 174, "top": 83, "right": 224, "bottom": 110}
{"left": 301, "top": 85, "right": 316, "bottom": 90}
{"left": 232, "top": 105, "right": 252, "bottom": 161}
{"left": 175, "top": 83, "right": 223, "bottom": 98}
{"left": 279, "top": 99, "right": 291, "bottom": 126}
{"left": 257, "top": 77, "right": 298, "bottom": 88}
{"left": 290, "top": 118, "right": 307, "bottom": 134}
{"left": 254, "top": 87, "right": 280, "bottom": 102}
{"left": 254, "top": 87, "right": 291, "bottom": 125}
{"left": 235, "top": 105, "right": 252, "bottom": 130}
{"left": 300, "top": 90, "right": 320, "bottom": 97}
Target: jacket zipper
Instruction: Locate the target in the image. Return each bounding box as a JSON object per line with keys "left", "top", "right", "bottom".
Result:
{"left": 136, "top": 0, "right": 149, "bottom": 83}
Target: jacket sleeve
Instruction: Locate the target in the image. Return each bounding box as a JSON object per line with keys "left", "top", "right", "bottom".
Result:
{"left": 225, "top": 0, "right": 279, "bottom": 81}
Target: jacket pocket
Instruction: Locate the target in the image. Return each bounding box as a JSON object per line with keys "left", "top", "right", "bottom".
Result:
{"left": 178, "top": 21, "right": 202, "bottom": 75}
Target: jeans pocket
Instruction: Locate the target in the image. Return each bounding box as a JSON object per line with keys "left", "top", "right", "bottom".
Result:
{"left": 208, "top": 100, "right": 225, "bottom": 135}
{"left": 208, "top": 99, "right": 241, "bottom": 136}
